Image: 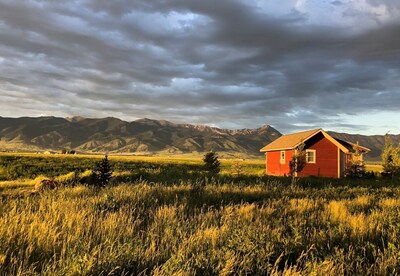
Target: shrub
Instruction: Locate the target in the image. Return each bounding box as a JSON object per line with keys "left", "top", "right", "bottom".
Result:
{"left": 344, "top": 162, "right": 366, "bottom": 178}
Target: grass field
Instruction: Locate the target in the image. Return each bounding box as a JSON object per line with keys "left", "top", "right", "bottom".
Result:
{"left": 1, "top": 153, "right": 399, "bottom": 275}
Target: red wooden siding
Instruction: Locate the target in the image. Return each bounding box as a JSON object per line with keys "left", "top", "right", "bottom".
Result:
{"left": 298, "top": 132, "right": 339, "bottom": 178}
{"left": 266, "top": 149, "right": 292, "bottom": 176}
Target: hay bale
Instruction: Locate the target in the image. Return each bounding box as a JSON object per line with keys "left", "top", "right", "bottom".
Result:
{"left": 35, "top": 178, "right": 59, "bottom": 192}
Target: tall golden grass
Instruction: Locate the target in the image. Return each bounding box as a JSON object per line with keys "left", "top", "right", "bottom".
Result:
{"left": 1, "top": 181, "right": 400, "bottom": 275}
{"left": 0, "top": 153, "right": 393, "bottom": 274}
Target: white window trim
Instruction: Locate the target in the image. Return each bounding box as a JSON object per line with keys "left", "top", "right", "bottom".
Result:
{"left": 306, "top": 149, "right": 316, "bottom": 164}
{"left": 280, "top": 150, "right": 285, "bottom": 164}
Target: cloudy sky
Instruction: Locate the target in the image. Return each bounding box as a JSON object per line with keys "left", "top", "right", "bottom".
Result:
{"left": 0, "top": 0, "right": 399, "bottom": 134}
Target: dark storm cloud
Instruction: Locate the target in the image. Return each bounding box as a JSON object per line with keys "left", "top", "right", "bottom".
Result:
{"left": 0, "top": 0, "right": 399, "bottom": 134}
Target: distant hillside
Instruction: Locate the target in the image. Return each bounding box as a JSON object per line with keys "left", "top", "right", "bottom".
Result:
{"left": 329, "top": 131, "right": 400, "bottom": 161}
{"left": 0, "top": 116, "right": 396, "bottom": 159}
{"left": 0, "top": 116, "right": 281, "bottom": 156}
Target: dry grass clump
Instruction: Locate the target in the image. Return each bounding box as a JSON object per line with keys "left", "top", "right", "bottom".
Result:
{"left": 290, "top": 198, "right": 317, "bottom": 213}
{"left": 379, "top": 198, "right": 400, "bottom": 209}
{"left": 325, "top": 200, "right": 380, "bottom": 238}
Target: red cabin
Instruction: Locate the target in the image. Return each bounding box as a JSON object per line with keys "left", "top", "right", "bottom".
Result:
{"left": 260, "top": 129, "right": 370, "bottom": 178}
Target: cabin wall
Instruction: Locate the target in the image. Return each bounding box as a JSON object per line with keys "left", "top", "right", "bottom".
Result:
{"left": 266, "top": 149, "right": 292, "bottom": 176}
{"left": 298, "top": 132, "right": 339, "bottom": 178}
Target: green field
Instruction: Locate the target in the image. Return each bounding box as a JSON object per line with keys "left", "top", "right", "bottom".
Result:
{"left": 1, "top": 153, "right": 400, "bottom": 275}
{"left": 0, "top": 153, "right": 266, "bottom": 194}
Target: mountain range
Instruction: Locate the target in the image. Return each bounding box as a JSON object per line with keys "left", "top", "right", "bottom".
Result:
{"left": 0, "top": 116, "right": 280, "bottom": 157}
{"left": 0, "top": 116, "right": 398, "bottom": 160}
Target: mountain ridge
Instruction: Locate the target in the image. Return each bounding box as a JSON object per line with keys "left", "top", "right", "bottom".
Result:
{"left": 0, "top": 116, "right": 281, "bottom": 156}
{"left": 328, "top": 131, "right": 400, "bottom": 160}
{"left": 0, "top": 116, "right": 398, "bottom": 159}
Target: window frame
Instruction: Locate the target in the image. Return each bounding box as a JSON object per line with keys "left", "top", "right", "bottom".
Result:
{"left": 306, "top": 149, "right": 316, "bottom": 164}
{"left": 280, "top": 150, "right": 286, "bottom": 164}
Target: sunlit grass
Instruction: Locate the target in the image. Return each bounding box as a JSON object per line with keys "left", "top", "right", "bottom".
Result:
{"left": 1, "top": 182, "right": 400, "bottom": 274}
{"left": 0, "top": 175, "right": 46, "bottom": 189}
{"left": 365, "top": 163, "right": 383, "bottom": 173}
{"left": 0, "top": 153, "right": 398, "bottom": 275}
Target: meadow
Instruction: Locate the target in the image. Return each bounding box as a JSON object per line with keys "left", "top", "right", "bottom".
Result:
{"left": 0, "top": 153, "right": 399, "bottom": 275}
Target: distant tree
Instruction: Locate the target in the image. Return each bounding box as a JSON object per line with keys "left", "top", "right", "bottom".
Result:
{"left": 289, "top": 141, "right": 307, "bottom": 178}
{"left": 203, "top": 151, "right": 220, "bottom": 176}
{"left": 61, "top": 148, "right": 67, "bottom": 154}
{"left": 233, "top": 155, "right": 245, "bottom": 176}
{"left": 92, "top": 155, "right": 113, "bottom": 187}
{"left": 382, "top": 134, "right": 394, "bottom": 174}
{"left": 381, "top": 133, "right": 400, "bottom": 179}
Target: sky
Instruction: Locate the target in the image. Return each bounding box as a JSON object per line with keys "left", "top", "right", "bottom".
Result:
{"left": 0, "top": 0, "right": 399, "bottom": 135}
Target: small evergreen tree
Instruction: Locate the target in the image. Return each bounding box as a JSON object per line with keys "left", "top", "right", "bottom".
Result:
{"left": 203, "top": 151, "right": 221, "bottom": 176}
{"left": 92, "top": 155, "right": 113, "bottom": 187}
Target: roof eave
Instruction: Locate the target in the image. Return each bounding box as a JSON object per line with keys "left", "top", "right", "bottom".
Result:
{"left": 358, "top": 147, "right": 371, "bottom": 153}
{"left": 260, "top": 147, "right": 294, "bottom": 152}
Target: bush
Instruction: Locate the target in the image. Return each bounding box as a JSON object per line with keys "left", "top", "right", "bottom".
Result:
{"left": 345, "top": 162, "right": 366, "bottom": 178}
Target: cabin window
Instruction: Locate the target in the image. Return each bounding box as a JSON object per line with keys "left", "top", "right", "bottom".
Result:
{"left": 280, "top": 151, "right": 285, "bottom": 164}
{"left": 306, "top": 149, "right": 316, "bottom": 163}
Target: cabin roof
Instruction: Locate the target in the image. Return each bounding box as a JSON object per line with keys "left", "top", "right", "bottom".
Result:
{"left": 260, "top": 128, "right": 370, "bottom": 153}
{"left": 260, "top": 129, "right": 321, "bottom": 152}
